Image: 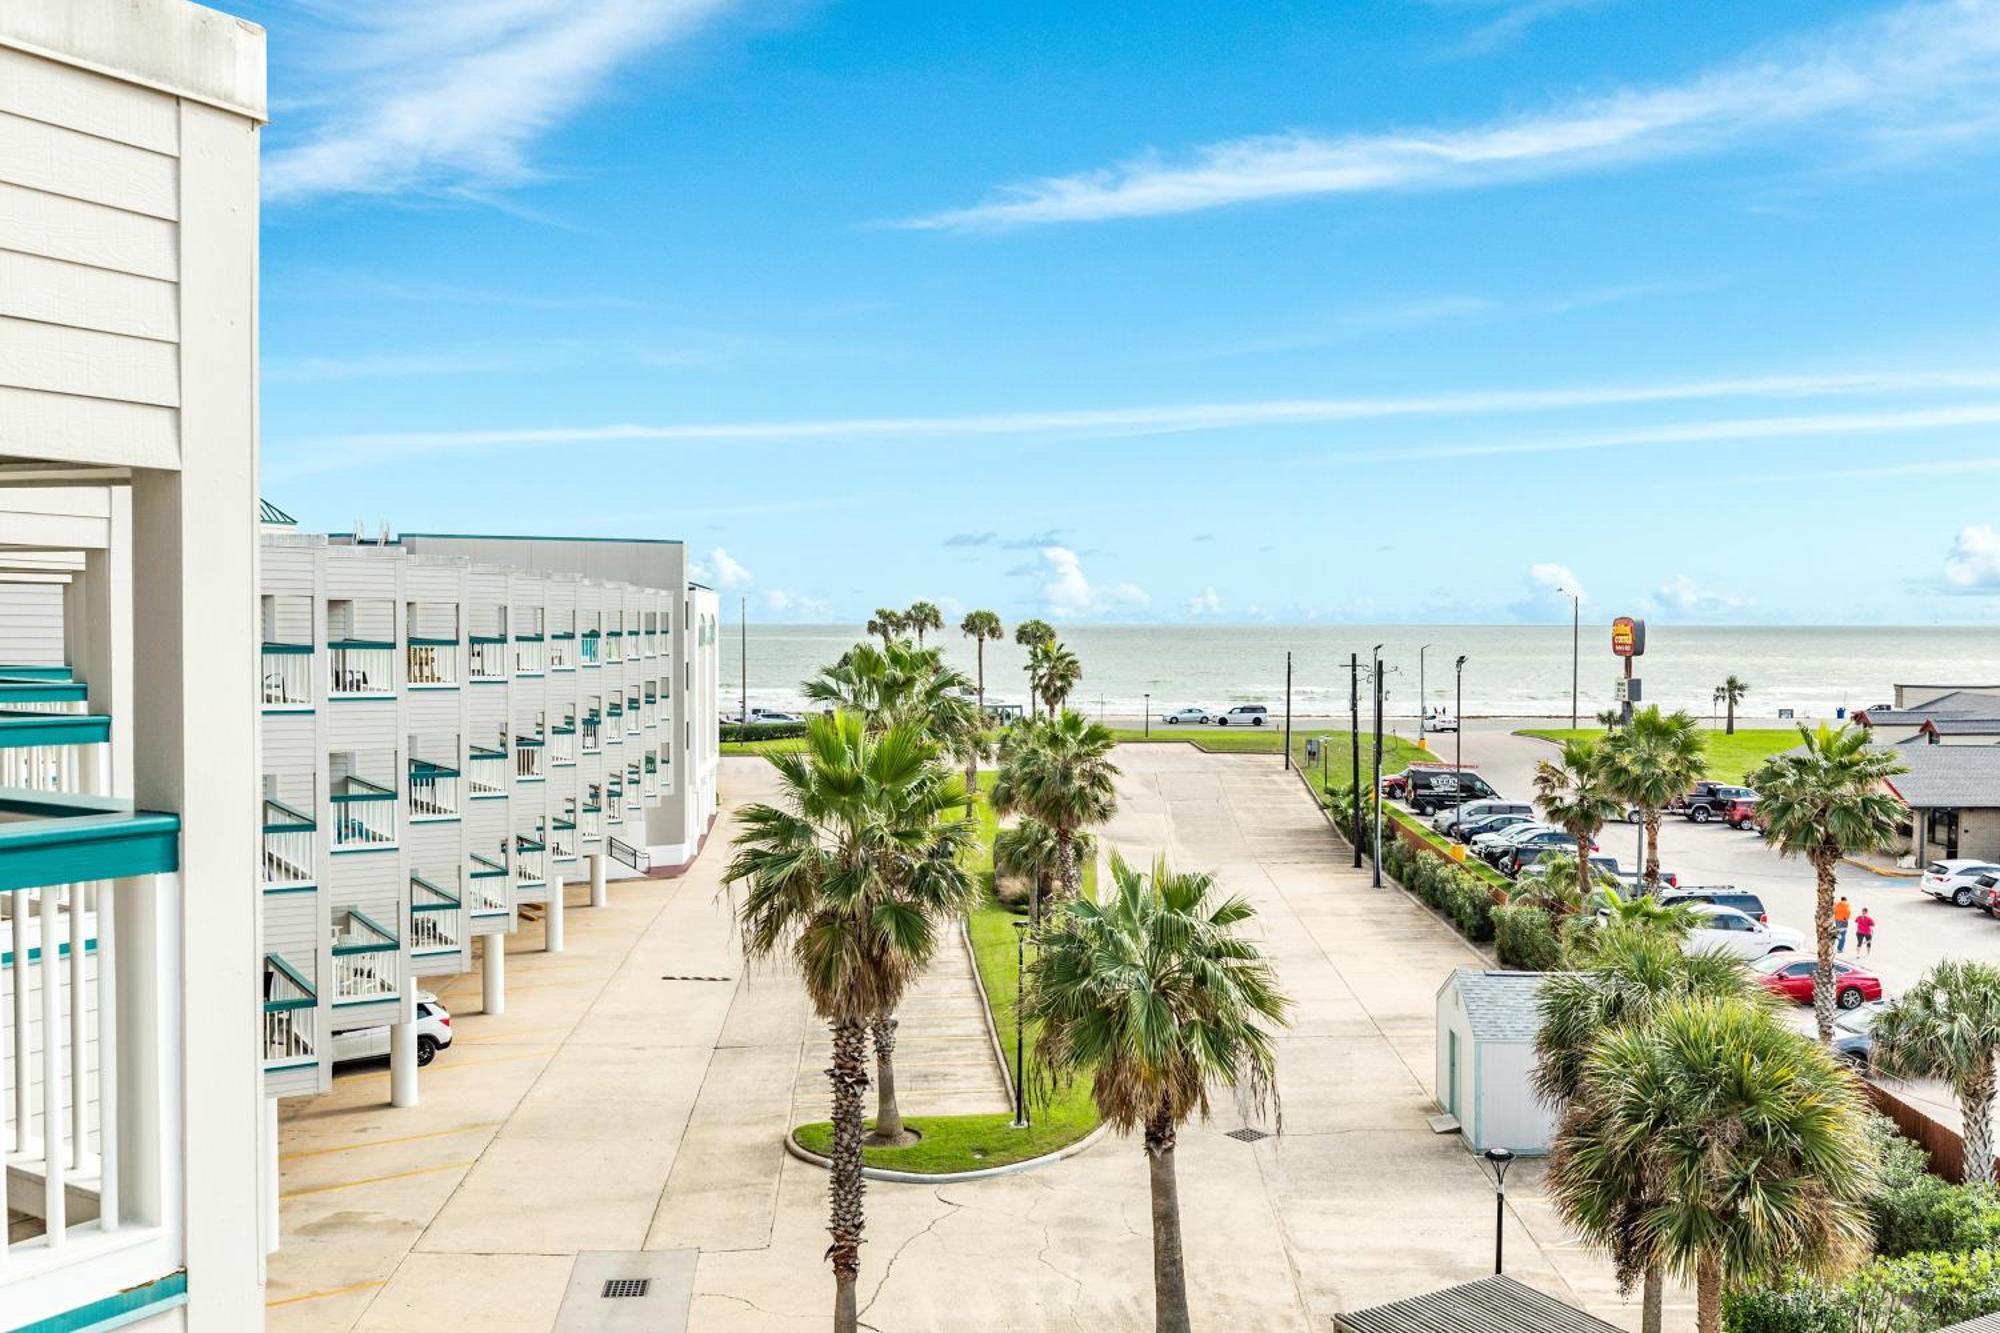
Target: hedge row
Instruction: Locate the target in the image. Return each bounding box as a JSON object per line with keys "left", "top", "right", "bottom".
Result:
{"left": 1381, "top": 834, "right": 1501, "bottom": 943}
{"left": 1492, "top": 904, "right": 1562, "bottom": 970}
{"left": 721, "top": 720, "right": 808, "bottom": 742}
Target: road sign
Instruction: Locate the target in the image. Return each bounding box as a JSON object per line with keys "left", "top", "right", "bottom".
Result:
{"left": 1614, "top": 678, "right": 1643, "bottom": 704}
{"left": 1612, "top": 617, "right": 1646, "bottom": 658}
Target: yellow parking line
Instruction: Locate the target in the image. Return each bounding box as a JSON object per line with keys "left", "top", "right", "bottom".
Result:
{"left": 267, "top": 1279, "right": 386, "bottom": 1308}
{"left": 281, "top": 1159, "right": 476, "bottom": 1199}
{"left": 281, "top": 1121, "right": 503, "bottom": 1162}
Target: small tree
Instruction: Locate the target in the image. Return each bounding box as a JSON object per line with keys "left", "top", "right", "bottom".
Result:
{"left": 866, "top": 607, "right": 906, "bottom": 648}
{"left": 1026, "top": 855, "right": 1290, "bottom": 1333}
{"left": 1534, "top": 740, "right": 1625, "bottom": 915}
{"left": 1602, "top": 706, "right": 1707, "bottom": 889}
{"left": 994, "top": 818, "right": 1094, "bottom": 912}
{"left": 1029, "top": 639, "right": 1082, "bottom": 717}
{"left": 1871, "top": 959, "right": 2000, "bottom": 1187}
{"left": 903, "top": 600, "right": 943, "bottom": 645}
{"left": 1749, "top": 724, "right": 1906, "bottom": 1041}
{"left": 992, "top": 710, "right": 1118, "bottom": 914}
{"left": 1718, "top": 675, "right": 1750, "bottom": 735}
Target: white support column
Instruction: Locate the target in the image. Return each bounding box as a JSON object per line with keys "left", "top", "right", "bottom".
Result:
{"left": 388, "top": 992, "right": 418, "bottom": 1109}
{"left": 263, "top": 1096, "right": 280, "bottom": 1255}
{"left": 481, "top": 936, "right": 505, "bottom": 1016}
{"left": 589, "top": 852, "right": 607, "bottom": 909}
{"left": 545, "top": 875, "right": 565, "bottom": 953}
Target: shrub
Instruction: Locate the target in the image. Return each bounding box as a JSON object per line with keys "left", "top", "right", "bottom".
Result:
{"left": 1722, "top": 1284, "right": 1853, "bottom": 1333}
{"left": 1493, "top": 905, "right": 1561, "bottom": 970}
{"left": 722, "top": 720, "right": 807, "bottom": 742}
{"left": 1851, "top": 1247, "right": 2000, "bottom": 1329}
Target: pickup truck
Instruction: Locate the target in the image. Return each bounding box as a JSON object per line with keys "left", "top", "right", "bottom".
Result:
{"left": 1675, "top": 782, "right": 1758, "bottom": 824}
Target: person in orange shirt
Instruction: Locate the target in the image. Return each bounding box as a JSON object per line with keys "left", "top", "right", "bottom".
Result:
{"left": 1833, "top": 896, "right": 1852, "bottom": 953}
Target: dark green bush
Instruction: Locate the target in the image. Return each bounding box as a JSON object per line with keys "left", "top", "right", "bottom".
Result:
{"left": 1722, "top": 1284, "right": 1853, "bottom": 1333}
{"left": 1493, "top": 904, "right": 1561, "bottom": 970}
{"left": 722, "top": 720, "right": 808, "bottom": 742}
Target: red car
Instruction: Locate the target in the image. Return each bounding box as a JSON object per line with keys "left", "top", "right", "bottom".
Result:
{"left": 1722, "top": 799, "right": 1760, "bottom": 831}
{"left": 1752, "top": 956, "right": 1882, "bottom": 1010}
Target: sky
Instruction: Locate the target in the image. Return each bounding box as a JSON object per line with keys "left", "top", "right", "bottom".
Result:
{"left": 246, "top": 0, "right": 2000, "bottom": 627}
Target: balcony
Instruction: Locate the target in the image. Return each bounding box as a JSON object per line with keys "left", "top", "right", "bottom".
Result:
{"left": 0, "top": 794, "right": 179, "bottom": 1271}
{"left": 330, "top": 909, "right": 399, "bottom": 1005}
{"left": 467, "top": 745, "right": 507, "bottom": 799}
{"left": 643, "top": 752, "right": 659, "bottom": 798}
{"left": 263, "top": 955, "right": 317, "bottom": 1069}
{"left": 261, "top": 642, "right": 312, "bottom": 708}
{"left": 579, "top": 630, "right": 601, "bottom": 666}
{"left": 515, "top": 735, "right": 545, "bottom": 782}
{"left": 409, "top": 875, "right": 461, "bottom": 955}
{"left": 514, "top": 834, "right": 546, "bottom": 887}
{"left": 581, "top": 714, "right": 602, "bottom": 753}
{"left": 642, "top": 630, "right": 659, "bottom": 658}
{"left": 643, "top": 687, "right": 658, "bottom": 728}
{"left": 604, "top": 782, "right": 623, "bottom": 826}
{"left": 606, "top": 629, "right": 627, "bottom": 661}
{"left": 513, "top": 635, "right": 544, "bottom": 676}
{"left": 330, "top": 776, "right": 397, "bottom": 851}
{"left": 261, "top": 798, "right": 316, "bottom": 886}
{"left": 0, "top": 708, "right": 110, "bottom": 795}
{"left": 550, "top": 723, "right": 576, "bottom": 766}
{"left": 551, "top": 815, "right": 577, "bottom": 860}
{"left": 549, "top": 632, "right": 575, "bottom": 671}
{"left": 467, "top": 636, "right": 507, "bottom": 682}
{"left": 0, "top": 676, "right": 87, "bottom": 716}
{"left": 408, "top": 759, "right": 460, "bottom": 820}
{"left": 467, "top": 853, "right": 508, "bottom": 915}
{"left": 580, "top": 802, "right": 602, "bottom": 842}
{"left": 407, "top": 638, "right": 459, "bottom": 688}
{"left": 328, "top": 641, "right": 394, "bottom": 697}
{"left": 625, "top": 695, "right": 642, "bottom": 736}
{"left": 605, "top": 701, "right": 625, "bottom": 746}
{"left": 626, "top": 765, "right": 643, "bottom": 811}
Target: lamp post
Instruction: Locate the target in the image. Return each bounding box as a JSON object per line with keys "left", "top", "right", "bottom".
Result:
{"left": 1418, "top": 643, "right": 1431, "bottom": 740}
{"left": 1455, "top": 655, "right": 1467, "bottom": 777}
{"left": 1483, "top": 1147, "right": 1515, "bottom": 1274}
{"left": 1011, "top": 920, "right": 1029, "bottom": 1128}
{"left": 1370, "top": 644, "right": 1384, "bottom": 887}
{"left": 1559, "top": 587, "right": 1579, "bottom": 731}
{"left": 1347, "top": 653, "right": 1362, "bottom": 869}
{"left": 1143, "top": 692, "right": 1150, "bottom": 738}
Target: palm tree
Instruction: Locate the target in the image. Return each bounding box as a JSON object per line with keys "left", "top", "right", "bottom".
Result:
{"left": 866, "top": 607, "right": 906, "bottom": 648}
{"left": 1028, "top": 639, "right": 1082, "bottom": 718}
{"left": 960, "top": 609, "right": 1004, "bottom": 790}
{"left": 1748, "top": 723, "right": 1906, "bottom": 1041}
{"left": 1587, "top": 885, "right": 1700, "bottom": 941}
{"left": 1869, "top": 959, "right": 2000, "bottom": 1186}
{"left": 993, "top": 817, "right": 1094, "bottom": 912}
{"left": 1595, "top": 708, "right": 1622, "bottom": 733}
{"left": 1024, "top": 854, "right": 1291, "bottom": 1333}
{"left": 991, "top": 710, "right": 1118, "bottom": 916}
{"left": 1717, "top": 675, "right": 1750, "bottom": 735}
{"left": 1533, "top": 740, "right": 1626, "bottom": 913}
{"left": 1556, "top": 996, "right": 1876, "bottom": 1333}
{"left": 903, "top": 599, "right": 943, "bottom": 645}
{"left": 726, "top": 712, "right": 977, "bottom": 1330}
{"left": 1534, "top": 929, "right": 1753, "bottom": 1333}
{"left": 1601, "top": 706, "right": 1707, "bottom": 890}
{"left": 1013, "top": 617, "right": 1054, "bottom": 651}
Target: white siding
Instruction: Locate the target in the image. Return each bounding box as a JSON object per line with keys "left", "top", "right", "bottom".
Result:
{"left": 0, "top": 577, "right": 64, "bottom": 664}
{"left": 0, "top": 46, "right": 179, "bottom": 154}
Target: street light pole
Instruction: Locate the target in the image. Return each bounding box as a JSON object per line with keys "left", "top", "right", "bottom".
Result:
{"left": 1419, "top": 643, "right": 1431, "bottom": 740}
{"left": 1011, "top": 921, "right": 1029, "bottom": 1128}
{"left": 1143, "top": 692, "right": 1150, "bottom": 738}
{"left": 1455, "top": 655, "right": 1467, "bottom": 777}
{"left": 1284, "top": 651, "right": 1293, "bottom": 771}
{"left": 1561, "top": 589, "right": 1579, "bottom": 730}
{"left": 1347, "top": 653, "right": 1362, "bottom": 869}
{"left": 1484, "top": 1148, "right": 1515, "bottom": 1274}
{"left": 1371, "top": 644, "right": 1384, "bottom": 887}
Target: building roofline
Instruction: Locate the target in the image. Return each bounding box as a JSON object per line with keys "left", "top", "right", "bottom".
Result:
{"left": 395, "top": 532, "right": 684, "bottom": 547}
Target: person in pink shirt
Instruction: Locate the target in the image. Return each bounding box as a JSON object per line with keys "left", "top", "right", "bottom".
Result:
{"left": 1854, "top": 909, "right": 1875, "bottom": 956}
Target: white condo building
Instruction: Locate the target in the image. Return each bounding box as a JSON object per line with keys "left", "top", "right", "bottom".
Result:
{"left": 0, "top": 3, "right": 722, "bottom": 1327}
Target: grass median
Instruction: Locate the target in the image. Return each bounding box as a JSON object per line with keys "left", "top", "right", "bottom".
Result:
{"left": 1514, "top": 726, "right": 1799, "bottom": 783}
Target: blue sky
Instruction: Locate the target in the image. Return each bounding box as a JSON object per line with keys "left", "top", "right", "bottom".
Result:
{"left": 248, "top": 0, "right": 2000, "bottom": 626}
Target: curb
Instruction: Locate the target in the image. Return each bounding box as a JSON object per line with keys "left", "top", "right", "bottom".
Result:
{"left": 782, "top": 1119, "right": 1114, "bottom": 1185}
{"left": 961, "top": 915, "right": 1019, "bottom": 1112}
{"left": 1841, "top": 856, "right": 1921, "bottom": 880}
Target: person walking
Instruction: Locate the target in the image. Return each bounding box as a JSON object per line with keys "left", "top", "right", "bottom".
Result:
{"left": 1855, "top": 907, "right": 1874, "bottom": 956}
{"left": 1833, "top": 895, "right": 1852, "bottom": 954}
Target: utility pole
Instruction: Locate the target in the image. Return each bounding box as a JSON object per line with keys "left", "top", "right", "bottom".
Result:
{"left": 739, "top": 596, "right": 748, "bottom": 727}
{"left": 1283, "top": 651, "right": 1293, "bottom": 771}
{"left": 1570, "top": 592, "right": 1580, "bottom": 731}
{"left": 1455, "top": 655, "right": 1467, "bottom": 777}
{"left": 1371, "top": 643, "right": 1384, "bottom": 887}
{"left": 1347, "top": 653, "right": 1362, "bottom": 868}
{"left": 1419, "top": 643, "right": 1431, "bottom": 742}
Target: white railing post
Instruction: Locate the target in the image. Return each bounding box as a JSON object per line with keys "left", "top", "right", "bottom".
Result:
{"left": 11, "top": 895, "right": 27, "bottom": 1152}
{"left": 42, "top": 882, "right": 66, "bottom": 1244}
{"left": 69, "top": 883, "right": 86, "bottom": 1169}
{"left": 98, "top": 881, "right": 118, "bottom": 1232}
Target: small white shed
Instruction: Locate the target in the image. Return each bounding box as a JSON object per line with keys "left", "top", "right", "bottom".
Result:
{"left": 1435, "top": 968, "right": 1557, "bottom": 1156}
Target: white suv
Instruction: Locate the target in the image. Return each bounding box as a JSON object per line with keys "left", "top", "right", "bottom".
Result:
{"left": 1216, "top": 705, "right": 1270, "bottom": 727}
{"left": 1921, "top": 859, "right": 2000, "bottom": 908}
{"left": 1684, "top": 905, "right": 1802, "bottom": 961}
{"left": 332, "top": 992, "right": 454, "bottom": 1067}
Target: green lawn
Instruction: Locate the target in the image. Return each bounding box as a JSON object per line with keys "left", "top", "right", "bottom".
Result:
{"left": 719, "top": 735, "right": 807, "bottom": 757}
{"left": 1515, "top": 726, "right": 1801, "bottom": 783}
{"left": 789, "top": 775, "right": 1102, "bottom": 1174}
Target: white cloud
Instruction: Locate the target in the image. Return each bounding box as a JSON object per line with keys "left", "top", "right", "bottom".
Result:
{"left": 761, "top": 588, "right": 829, "bottom": 619}
{"left": 1036, "top": 547, "right": 1149, "bottom": 618}
{"left": 1186, "top": 586, "right": 1224, "bottom": 617}
{"left": 900, "top": 1, "right": 2000, "bottom": 229}
{"left": 264, "top": 0, "right": 736, "bottom": 203}
{"left": 1529, "top": 563, "right": 1586, "bottom": 605}
{"left": 1651, "top": 574, "right": 1749, "bottom": 617}
{"left": 1944, "top": 524, "right": 2000, "bottom": 591}
{"left": 707, "top": 546, "right": 753, "bottom": 589}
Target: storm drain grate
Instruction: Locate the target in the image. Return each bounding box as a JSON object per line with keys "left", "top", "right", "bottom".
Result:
{"left": 601, "top": 1279, "right": 651, "bottom": 1300}
{"left": 1226, "top": 1127, "right": 1271, "bottom": 1143}
{"left": 660, "top": 975, "right": 732, "bottom": 982}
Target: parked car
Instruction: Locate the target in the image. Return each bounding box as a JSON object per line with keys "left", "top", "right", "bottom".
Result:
{"left": 1657, "top": 885, "right": 1769, "bottom": 924}
{"left": 1615, "top": 867, "right": 1681, "bottom": 892}
{"left": 1161, "top": 706, "right": 1213, "bottom": 725}
{"left": 1502, "top": 838, "right": 1587, "bottom": 876}
{"left": 1516, "top": 853, "right": 1623, "bottom": 888}
{"left": 1832, "top": 1003, "right": 1884, "bottom": 1071}
{"left": 1684, "top": 904, "right": 1802, "bottom": 960}
{"left": 1451, "top": 812, "right": 1536, "bottom": 844}
{"left": 751, "top": 709, "right": 803, "bottom": 724}
{"left": 1676, "top": 782, "right": 1758, "bottom": 823}
{"left": 1720, "top": 798, "right": 1761, "bottom": 831}
{"left": 1752, "top": 955, "right": 1883, "bottom": 1010}
{"left": 1977, "top": 873, "right": 2000, "bottom": 915}
{"left": 1436, "top": 800, "right": 1534, "bottom": 838}
{"left": 1215, "top": 705, "right": 1271, "bottom": 727}
{"left": 1404, "top": 767, "right": 1500, "bottom": 816}
{"left": 1470, "top": 821, "right": 1553, "bottom": 856}
{"left": 332, "top": 993, "right": 453, "bottom": 1067}
{"left": 1484, "top": 827, "right": 1578, "bottom": 868}
{"left": 1422, "top": 706, "right": 1458, "bottom": 734}
{"left": 1380, "top": 772, "right": 1411, "bottom": 800}
{"left": 1921, "top": 859, "right": 2000, "bottom": 908}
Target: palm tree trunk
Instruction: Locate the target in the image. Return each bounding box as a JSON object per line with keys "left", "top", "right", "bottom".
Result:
{"left": 866, "top": 1013, "right": 908, "bottom": 1145}
{"left": 1960, "top": 1056, "right": 1999, "bottom": 1187}
{"left": 828, "top": 1019, "right": 870, "bottom": 1333}
{"left": 1695, "top": 1250, "right": 1721, "bottom": 1333}
{"left": 1642, "top": 1266, "right": 1663, "bottom": 1333}
{"left": 1144, "top": 1109, "right": 1191, "bottom": 1333}
{"left": 1057, "top": 827, "right": 1079, "bottom": 900}
{"left": 1811, "top": 850, "right": 1839, "bottom": 1043}
{"left": 1576, "top": 828, "right": 1595, "bottom": 915}
{"left": 1725, "top": 697, "right": 1736, "bottom": 735}
{"left": 1643, "top": 809, "right": 1662, "bottom": 888}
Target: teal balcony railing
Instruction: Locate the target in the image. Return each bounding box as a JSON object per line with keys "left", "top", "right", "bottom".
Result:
{"left": 263, "top": 954, "right": 317, "bottom": 1067}
{"left": 551, "top": 815, "right": 577, "bottom": 860}
{"left": 261, "top": 642, "right": 312, "bottom": 707}
{"left": 327, "top": 641, "right": 394, "bottom": 697}
{"left": 625, "top": 694, "right": 641, "bottom": 735}
{"left": 330, "top": 909, "right": 398, "bottom": 1003}
{"left": 467, "top": 852, "right": 508, "bottom": 914}
{"left": 0, "top": 707, "right": 109, "bottom": 794}
{"left": 550, "top": 722, "right": 576, "bottom": 766}
{"left": 513, "top": 835, "right": 546, "bottom": 887}
{"left": 330, "top": 776, "right": 396, "bottom": 849}
{"left": 579, "top": 630, "right": 601, "bottom": 666}
{"left": 467, "top": 635, "right": 506, "bottom": 681}
{"left": 408, "top": 759, "right": 459, "bottom": 819}
{"left": 409, "top": 875, "right": 461, "bottom": 954}
{"left": 262, "top": 798, "right": 316, "bottom": 885}
{"left": 513, "top": 635, "right": 544, "bottom": 676}
{"left": 467, "top": 745, "right": 507, "bottom": 798}
{"left": 580, "top": 801, "right": 602, "bottom": 842}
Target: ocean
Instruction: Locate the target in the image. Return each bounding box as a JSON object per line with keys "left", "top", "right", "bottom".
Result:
{"left": 718, "top": 623, "right": 2000, "bottom": 721}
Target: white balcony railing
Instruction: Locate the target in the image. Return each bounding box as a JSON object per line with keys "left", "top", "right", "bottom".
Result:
{"left": 604, "top": 787, "right": 623, "bottom": 826}
{"left": 549, "top": 634, "right": 574, "bottom": 671}
{"left": 263, "top": 955, "right": 317, "bottom": 1067}
{"left": 550, "top": 726, "right": 576, "bottom": 766}
{"left": 262, "top": 799, "right": 317, "bottom": 885}
{"left": 582, "top": 716, "right": 601, "bottom": 752}
{"left": 513, "top": 637, "right": 544, "bottom": 675}
{"left": 409, "top": 876, "right": 461, "bottom": 955}
{"left": 643, "top": 755, "right": 659, "bottom": 798}
{"left": 515, "top": 737, "right": 544, "bottom": 782}
{"left": 625, "top": 697, "right": 642, "bottom": 736}
{"left": 467, "top": 746, "right": 507, "bottom": 798}
{"left": 328, "top": 641, "right": 394, "bottom": 696}
{"left": 407, "top": 639, "right": 458, "bottom": 687}
{"left": 331, "top": 910, "right": 399, "bottom": 1004}
{"left": 551, "top": 818, "right": 577, "bottom": 860}
{"left": 468, "top": 855, "right": 509, "bottom": 914}
{"left": 468, "top": 637, "right": 507, "bottom": 681}
{"left": 514, "top": 837, "right": 546, "bottom": 887}
{"left": 330, "top": 777, "right": 396, "bottom": 850}
{"left": 580, "top": 806, "right": 602, "bottom": 841}
{"left": 261, "top": 644, "right": 312, "bottom": 707}
{"left": 408, "top": 761, "right": 459, "bottom": 820}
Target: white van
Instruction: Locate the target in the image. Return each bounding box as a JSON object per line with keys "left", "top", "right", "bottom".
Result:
{"left": 331, "top": 992, "right": 454, "bottom": 1067}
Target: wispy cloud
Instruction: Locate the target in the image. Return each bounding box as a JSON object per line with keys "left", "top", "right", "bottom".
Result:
{"left": 264, "top": 343, "right": 582, "bottom": 385}
{"left": 900, "top": 1, "right": 2000, "bottom": 229}
{"left": 265, "top": 0, "right": 737, "bottom": 203}
{"left": 264, "top": 367, "right": 2000, "bottom": 476}
{"left": 1446, "top": 0, "right": 1615, "bottom": 55}
{"left": 1943, "top": 524, "right": 2000, "bottom": 592}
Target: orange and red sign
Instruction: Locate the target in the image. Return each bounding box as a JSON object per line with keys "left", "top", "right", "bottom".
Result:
{"left": 1611, "top": 617, "right": 1646, "bottom": 658}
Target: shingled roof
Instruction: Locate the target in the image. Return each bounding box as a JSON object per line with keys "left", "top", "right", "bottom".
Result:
{"left": 1336, "top": 1276, "right": 1622, "bottom": 1333}
{"left": 1883, "top": 741, "right": 2000, "bottom": 809}
{"left": 1440, "top": 969, "right": 1549, "bottom": 1044}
